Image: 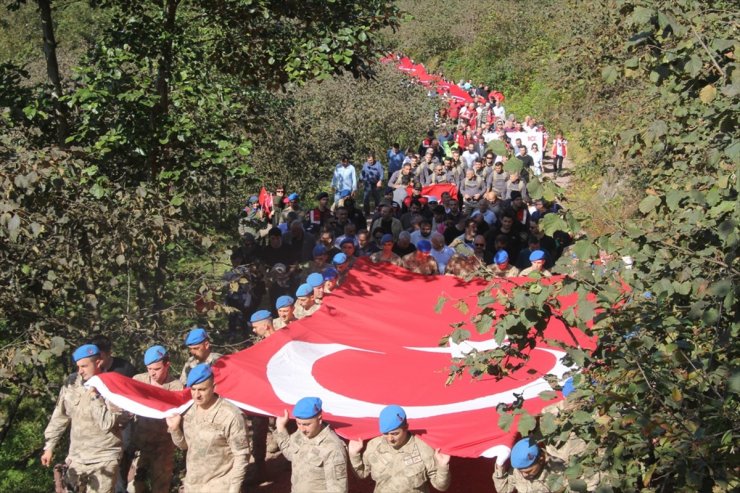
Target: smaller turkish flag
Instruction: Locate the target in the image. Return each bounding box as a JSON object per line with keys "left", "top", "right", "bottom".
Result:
{"left": 258, "top": 186, "right": 272, "bottom": 218}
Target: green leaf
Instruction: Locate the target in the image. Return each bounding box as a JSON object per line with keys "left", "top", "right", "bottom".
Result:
{"left": 487, "top": 140, "right": 507, "bottom": 155}
{"left": 539, "top": 390, "right": 558, "bottom": 401}
{"left": 498, "top": 412, "right": 513, "bottom": 432}
{"left": 517, "top": 412, "right": 536, "bottom": 435}
{"left": 685, "top": 55, "right": 703, "bottom": 77}
{"left": 540, "top": 412, "right": 557, "bottom": 435}
{"left": 475, "top": 314, "right": 493, "bottom": 334}
{"left": 434, "top": 295, "right": 447, "bottom": 314}
{"left": 638, "top": 194, "right": 661, "bottom": 214}
{"left": 601, "top": 65, "right": 618, "bottom": 84}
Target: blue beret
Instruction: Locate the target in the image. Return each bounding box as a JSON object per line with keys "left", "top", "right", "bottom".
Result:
{"left": 494, "top": 250, "right": 509, "bottom": 264}
{"left": 339, "top": 189, "right": 351, "bottom": 198}
{"left": 276, "top": 296, "right": 294, "bottom": 309}
{"left": 288, "top": 193, "right": 299, "bottom": 201}
{"left": 184, "top": 328, "right": 208, "bottom": 346}
{"left": 340, "top": 237, "right": 355, "bottom": 247}
{"left": 73, "top": 344, "right": 100, "bottom": 363}
{"left": 417, "top": 239, "right": 432, "bottom": 253}
{"left": 313, "top": 244, "right": 327, "bottom": 257}
{"left": 323, "top": 268, "right": 338, "bottom": 280}
{"left": 529, "top": 249, "right": 546, "bottom": 262}
{"left": 562, "top": 377, "right": 575, "bottom": 397}
{"left": 381, "top": 234, "right": 394, "bottom": 245}
{"left": 144, "top": 345, "right": 167, "bottom": 366}
{"left": 250, "top": 309, "right": 272, "bottom": 323}
{"left": 307, "top": 273, "right": 324, "bottom": 288}
{"left": 293, "top": 397, "right": 322, "bottom": 419}
{"left": 333, "top": 253, "right": 348, "bottom": 265}
{"left": 296, "top": 283, "right": 313, "bottom": 297}
{"left": 379, "top": 405, "right": 407, "bottom": 434}
{"left": 186, "top": 363, "right": 213, "bottom": 387}
{"left": 511, "top": 437, "right": 541, "bottom": 469}
{"left": 248, "top": 195, "right": 259, "bottom": 203}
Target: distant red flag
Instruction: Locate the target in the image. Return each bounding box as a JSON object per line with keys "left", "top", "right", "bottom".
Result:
{"left": 258, "top": 186, "right": 272, "bottom": 218}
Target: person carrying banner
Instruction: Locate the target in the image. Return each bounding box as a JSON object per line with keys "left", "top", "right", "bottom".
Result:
{"left": 348, "top": 404, "right": 450, "bottom": 493}
{"left": 129, "top": 346, "right": 183, "bottom": 493}
{"left": 41, "top": 344, "right": 128, "bottom": 493}
{"left": 273, "top": 295, "right": 296, "bottom": 330}
{"left": 179, "top": 327, "right": 222, "bottom": 386}
{"left": 166, "top": 364, "right": 249, "bottom": 493}
{"left": 275, "top": 397, "right": 349, "bottom": 493}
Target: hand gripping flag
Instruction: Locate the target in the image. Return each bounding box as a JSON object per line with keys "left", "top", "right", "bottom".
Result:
{"left": 89, "top": 259, "right": 595, "bottom": 458}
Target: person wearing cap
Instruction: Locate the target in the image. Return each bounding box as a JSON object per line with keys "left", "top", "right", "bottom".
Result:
{"left": 179, "top": 327, "right": 222, "bottom": 386}
{"left": 41, "top": 344, "right": 127, "bottom": 493}
{"left": 348, "top": 404, "right": 450, "bottom": 492}
{"left": 279, "top": 192, "right": 303, "bottom": 225}
{"left": 369, "top": 233, "right": 403, "bottom": 266}
{"left": 402, "top": 239, "right": 439, "bottom": 275}
{"left": 275, "top": 397, "right": 349, "bottom": 493}
{"left": 248, "top": 308, "right": 282, "bottom": 483}
{"left": 322, "top": 267, "right": 339, "bottom": 293}
{"left": 250, "top": 310, "right": 276, "bottom": 339}
{"left": 520, "top": 249, "right": 552, "bottom": 277}
{"left": 129, "top": 346, "right": 183, "bottom": 493}
{"left": 239, "top": 195, "right": 266, "bottom": 237}
{"left": 166, "top": 364, "right": 249, "bottom": 493}
{"left": 492, "top": 435, "right": 602, "bottom": 493}
{"left": 332, "top": 252, "right": 353, "bottom": 278}
{"left": 306, "top": 272, "right": 325, "bottom": 304}
{"left": 294, "top": 283, "right": 320, "bottom": 319}
{"left": 491, "top": 250, "right": 520, "bottom": 278}
{"left": 331, "top": 156, "right": 357, "bottom": 206}
{"left": 273, "top": 295, "right": 296, "bottom": 330}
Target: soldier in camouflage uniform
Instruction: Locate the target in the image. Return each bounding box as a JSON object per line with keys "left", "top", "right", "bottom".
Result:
{"left": 294, "top": 283, "right": 321, "bottom": 319}
{"left": 41, "top": 344, "right": 128, "bottom": 493}
{"left": 179, "top": 327, "right": 222, "bottom": 386}
{"left": 166, "top": 364, "right": 249, "bottom": 493}
{"left": 348, "top": 405, "right": 450, "bottom": 493}
{"left": 273, "top": 295, "right": 296, "bottom": 330}
{"left": 129, "top": 346, "right": 183, "bottom": 493}
{"left": 401, "top": 240, "right": 440, "bottom": 275}
{"left": 490, "top": 250, "right": 521, "bottom": 278}
{"left": 275, "top": 397, "right": 348, "bottom": 493}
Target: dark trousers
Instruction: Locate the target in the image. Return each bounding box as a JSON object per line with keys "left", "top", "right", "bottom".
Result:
{"left": 362, "top": 185, "right": 381, "bottom": 215}
{"left": 552, "top": 155, "right": 564, "bottom": 172}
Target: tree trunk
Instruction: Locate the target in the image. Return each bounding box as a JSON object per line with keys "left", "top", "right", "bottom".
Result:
{"left": 148, "top": 0, "right": 179, "bottom": 179}
{"left": 37, "top": 0, "right": 68, "bottom": 145}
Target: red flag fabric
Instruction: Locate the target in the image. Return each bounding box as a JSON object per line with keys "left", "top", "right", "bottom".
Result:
{"left": 90, "top": 260, "right": 595, "bottom": 458}
{"left": 405, "top": 183, "right": 459, "bottom": 201}
{"left": 258, "top": 186, "right": 272, "bottom": 218}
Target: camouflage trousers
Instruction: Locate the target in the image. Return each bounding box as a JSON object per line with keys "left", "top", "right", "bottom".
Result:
{"left": 60, "top": 459, "right": 119, "bottom": 493}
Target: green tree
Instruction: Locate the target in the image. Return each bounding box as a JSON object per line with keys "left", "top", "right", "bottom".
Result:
{"left": 446, "top": 1, "right": 738, "bottom": 491}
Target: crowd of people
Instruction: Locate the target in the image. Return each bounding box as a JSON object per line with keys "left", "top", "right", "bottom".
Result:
{"left": 42, "top": 75, "right": 592, "bottom": 493}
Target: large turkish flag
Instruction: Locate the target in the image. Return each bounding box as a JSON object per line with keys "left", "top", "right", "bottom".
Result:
{"left": 89, "top": 260, "right": 594, "bottom": 458}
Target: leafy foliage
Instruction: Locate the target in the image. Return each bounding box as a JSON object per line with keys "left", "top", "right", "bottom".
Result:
{"left": 248, "top": 63, "right": 438, "bottom": 193}
{"left": 443, "top": 0, "right": 739, "bottom": 491}
{"left": 0, "top": 1, "right": 403, "bottom": 489}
